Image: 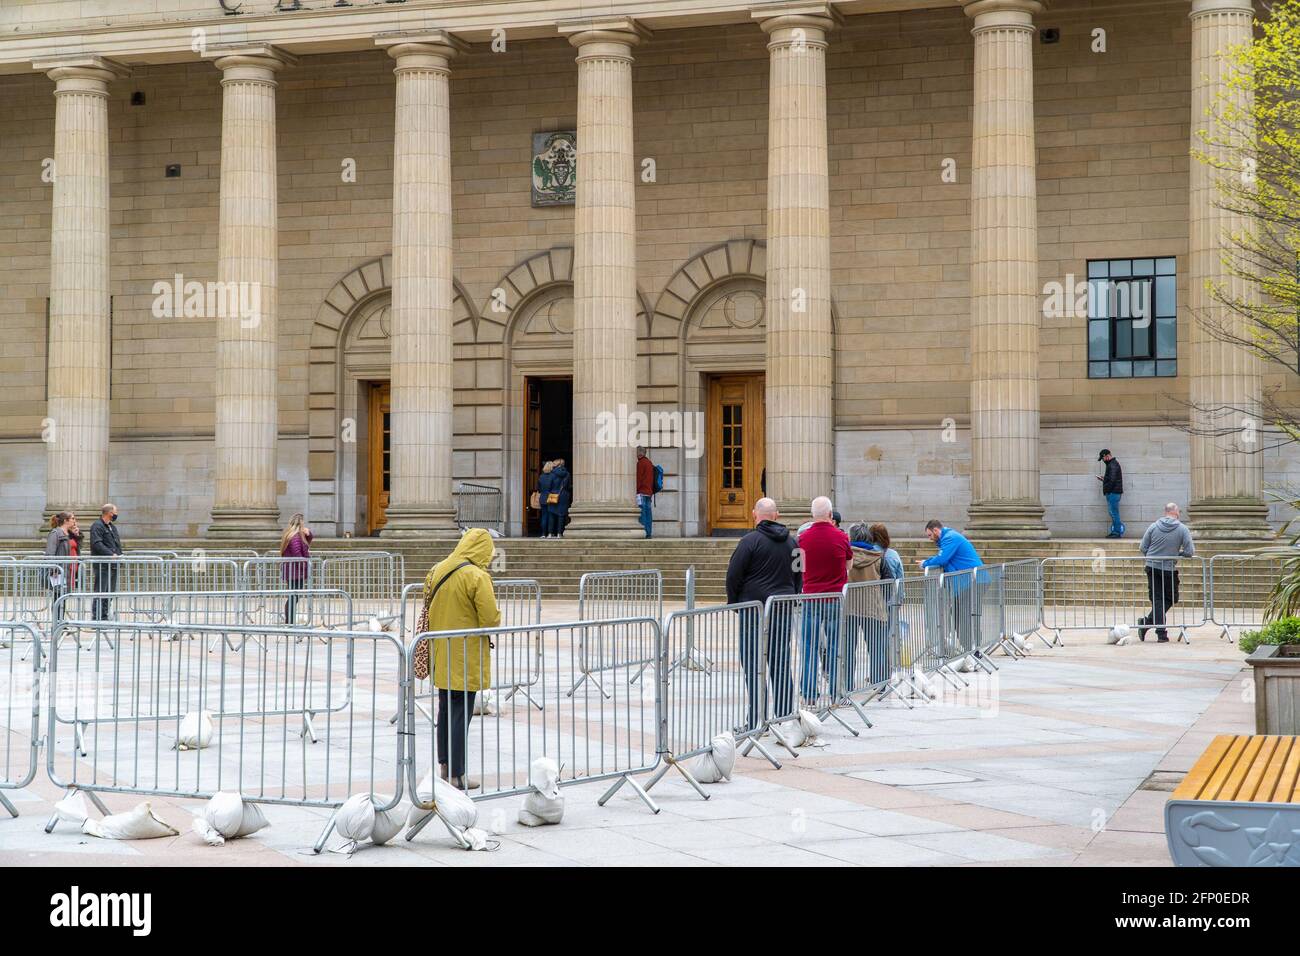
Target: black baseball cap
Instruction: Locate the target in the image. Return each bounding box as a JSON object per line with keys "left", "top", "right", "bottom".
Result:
{"left": 1098, "top": 449, "right": 1111, "bottom": 461}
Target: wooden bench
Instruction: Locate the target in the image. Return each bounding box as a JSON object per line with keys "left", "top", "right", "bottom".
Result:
{"left": 1166, "top": 734, "right": 1300, "bottom": 866}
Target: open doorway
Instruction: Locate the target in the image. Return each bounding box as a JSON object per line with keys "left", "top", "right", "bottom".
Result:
{"left": 523, "top": 376, "right": 572, "bottom": 537}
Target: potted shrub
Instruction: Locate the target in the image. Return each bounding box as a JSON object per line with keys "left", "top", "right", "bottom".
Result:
{"left": 1241, "top": 617, "right": 1300, "bottom": 734}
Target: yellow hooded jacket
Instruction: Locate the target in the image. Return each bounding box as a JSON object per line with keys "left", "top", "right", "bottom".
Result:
{"left": 422, "top": 528, "right": 502, "bottom": 691}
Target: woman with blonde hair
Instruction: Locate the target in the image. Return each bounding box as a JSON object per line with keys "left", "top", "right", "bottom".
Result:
{"left": 280, "top": 512, "right": 312, "bottom": 624}
{"left": 537, "top": 460, "right": 557, "bottom": 538}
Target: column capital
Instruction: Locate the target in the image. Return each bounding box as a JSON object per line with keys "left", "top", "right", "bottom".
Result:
{"left": 377, "top": 30, "right": 468, "bottom": 71}
{"left": 34, "top": 54, "right": 129, "bottom": 91}
{"left": 752, "top": 2, "right": 843, "bottom": 43}
{"left": 961, "top": 0, "right": 1044, "bottom": 33}
{"left": 206, "top": 43, "right": 297, "bottom": 82}
{"left": 559, "top": 16, "right": 651, "bottom": 57}
{"left": 1190, "top": 0, "right": 1254, "bottom": 19}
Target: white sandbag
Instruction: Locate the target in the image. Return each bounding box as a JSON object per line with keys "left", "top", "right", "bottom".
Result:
{"left": 83, "top": 802, "right": 179, "bottom": 840}
{"left": 407, "top": 772, "right": 479, "bottom": 831}
{"left": 175, "top": 710, "right": 213, "bottom": 751}
{"left": 367, "top": 616, "right": 382, "bottom": 633}
{"left": 517, "top": 757, "right": 564, "bottom": 827}
{"left": 54, "top": 790, "right": 90, "bottom": 826}
{"left": 370, "top": 802, "right": 406, "bottom": 846}
{"left": 955, "top": 655, "right": 977, "bottom": 673}
{"left": 201, "top": 791, "right": 268, "bottom": 841}
{"left": 472, "top": 690, "right": 497, "bottom": 716}
{"left": 908, "top": 668, "right": 938, "bottom": 700}
{"left": 333, "top": 793, "right": 405, "bottom": 852}
{"left": 774, "top": 710, "right": 827, "bottom": 749}
{"left": 192, "top": 817, "right": 225, "bottom": 846}
{"left": 1108, "top": 624, "right": 1132, "bottom": 646}
{"left": 685, "top": 732, "right": 736, "bottom": 784}
{"left": 1011, "top": 632, "right": 1032, "bottom": 654}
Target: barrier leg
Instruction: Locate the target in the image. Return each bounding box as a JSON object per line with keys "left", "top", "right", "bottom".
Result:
{"left": 668, "top": 760, "right": 710, "bottom": 802}
{"left": 639, "top": 761, "right": 674, "bottom": 794}
{"left": 45, "top": 788, "right": 111, "bottom": 834}
{"left": 935, "top": 664, "right": 965, "bottom": 690}
{"left": 843, "top": 696, "right": 874, "bottom": 730}
{"left": 0, "top": 791, "right": 18, "bottom": 818}
{"left": 736, "top": 733, "right": 783, "bottom": 769}
{"left": 566, "top": 671, "right": 611, "bottom": 700}
{"left": 312, "top": 810, "right": 339, "bottom": 854}
{"left": 597, "top": 771, "right": 660, "bottom": 814}
{"left": 823, "top": 707, "right": 861, "bottom": 737}
{"left": 1178, "top": 627, "right": 1191, "bottom": 645}
{"left": 74, "top": 721, "right": 88, "bottom": 758}
{"left": 404, "top": 809, "right": 437, "bottom": 842}
{"left": 301, "top": 711, "right": 319, "bottom": 744}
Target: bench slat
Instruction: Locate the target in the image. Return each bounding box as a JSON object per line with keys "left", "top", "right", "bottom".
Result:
{"left": 1256, "top": 735, "right": 1295, "bottom": 803}
{"left": 1238, "top": 735, "right": 1280, "bottom": 802}
{"left": 1202, "top": 735, "right": 1250, "bottom": 801}
{"left": 1285, "top": 739, "right": 1300, "bottom": 804}
{"left": 1172, "top": 734, "right": 1237, "bottom": 800}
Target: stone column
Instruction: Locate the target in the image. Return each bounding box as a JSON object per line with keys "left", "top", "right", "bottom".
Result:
{"left": 754, "top": 4, "right": 837, "bottom": 521}
{"left": 377, "top": 34, "right": 465, "bottom": 536}
{"left": 962, "top": 0, "right": 1048, "bottom": 539}
{"left": 558, "top": 18, "right": 648, "bottom": 537}
{"left": 1187, "top": 0, "right": 1269, "bottom": 538}
{"left": 36, "top": 55, "right": 127, "bottom": 523}
{"left": 206, "top": 46, "right": 294, "bottom": 536}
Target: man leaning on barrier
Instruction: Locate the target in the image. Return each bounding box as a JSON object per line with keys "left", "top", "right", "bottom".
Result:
{"left": 1138, "top": 503, "right": 1194, "bottom": 643}
{"left": 725, "top": 497, "right": 798, "bottom": 731}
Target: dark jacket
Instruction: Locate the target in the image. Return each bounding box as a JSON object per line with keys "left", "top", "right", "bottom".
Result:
{"left": 89, "top": 518, "right": 122, "bottom": 557}
{"left": 726, "top": 520, "right": 801, "bottom": 606}
{"left": 551, "top": 465, "right": 572, "bottom": 512}
{"left": 45, "top": 526, "right": 70, "bottom": 558}
{"left": 1101, "top": 457, "right": 1123, "bottom": 495}
{"left": 538, "top": 470, "right": 556, "bottom": 506}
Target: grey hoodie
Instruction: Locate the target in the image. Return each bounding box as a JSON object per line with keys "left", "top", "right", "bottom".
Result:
{"left": 1140, "top": 516, "right": 1195, "bottom": 571}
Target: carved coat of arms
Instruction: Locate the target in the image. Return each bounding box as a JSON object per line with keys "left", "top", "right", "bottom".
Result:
{"left": 531, "top": 131, "right": 577, "bottom": 207}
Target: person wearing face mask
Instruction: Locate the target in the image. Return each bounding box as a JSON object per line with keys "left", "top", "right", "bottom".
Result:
{"left": 89, "top": 503, "right": 123, "bottom": 621}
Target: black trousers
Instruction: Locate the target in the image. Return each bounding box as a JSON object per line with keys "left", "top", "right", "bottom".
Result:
{"left": 1141, "top": 567, "right": 1179, "bottom": 639}
{"left": 92, "top": 563, "right": 118, "bottom": 621}
{"left": 739, "top": 608, "right": 794, "bottom": 729}
{"left": 284, "top": 575, "right": 306, "bottom": 624}
{"left": 436, "top": 688, "right": 478, "bottom": 778}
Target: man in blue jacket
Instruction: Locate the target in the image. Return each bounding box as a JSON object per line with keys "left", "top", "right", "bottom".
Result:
{"left": 916, "top": 520, "right": 983, "bottom": 655}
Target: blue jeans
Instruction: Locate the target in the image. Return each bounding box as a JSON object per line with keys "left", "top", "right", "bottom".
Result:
{"left": 1106, "top": 493, "right": 1124, "bottom": 536}
{"left": 799, "top": 601, "right": 841, "bottom": 702}
{"left": 638, "top": 494, "right": 653, "bottom": 538}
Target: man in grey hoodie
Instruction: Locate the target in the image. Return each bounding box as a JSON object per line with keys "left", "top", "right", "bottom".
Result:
{"left": 1138, "top": 502, "right": 1195, "bottom": 642}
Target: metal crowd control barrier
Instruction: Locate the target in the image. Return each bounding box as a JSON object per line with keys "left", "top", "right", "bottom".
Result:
{"left": 1206, "top": 552, "right": 1290, "bottom": 641}
{"left": 571, "top": 569, "right": 663, "bottom": 697}
{"left": 760, "top": 592, "right": 864, "bottom": 738}
{"left": 1, "top": 560, "right": 58, "bottom": 632}
{"left": 1040, "top": 556, "right": 1207, "bottom": 644}
{"left": 646, "top": 601, "right": 777, "bottom": 802}
{"left": 403, "top": 615, "right": 662, "bottom": 845}
{"left": 164, "top": 556, "right": 242, "bottom": 593}
{"left": 454, "top": 482, "right": 506, "bottom": 536}
{"left": 1, "top": 621, "right": 42, "bottom": 819}
{"left": 837, "top": 578, "right": 895, "bottom": 722}
{"left": 241, "top": 554, "right": 402, "bottom": 628}
{"left": 1002, "top": 558, "right": 1047, "bottom": 648}
{"left": 876, "top": 573, "right": 943, "bottom": 706}
{"left": 400, "top": 578, "right": 543, "bottom": 727}
{"left": 43, "top": 618, "right": 405, "bottom": 852}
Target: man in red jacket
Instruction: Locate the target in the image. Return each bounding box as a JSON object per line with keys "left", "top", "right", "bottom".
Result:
{"left": 635, "top": 446, "right": 655, "bottom": 538}
{"left": 795, "top": 496, "right": 853, "bottom": 703}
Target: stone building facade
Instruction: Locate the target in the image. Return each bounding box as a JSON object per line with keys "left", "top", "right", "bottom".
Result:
{"left": 0, "top": 0, "right": 1293, "bottom": 539}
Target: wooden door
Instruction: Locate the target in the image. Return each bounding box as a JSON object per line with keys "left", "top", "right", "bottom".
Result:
{"left": 367, "top": 382, "right": 391, "bottom": 534}
{"left": 524, "top": 378, "right": 543, "bottom": 536}
{"left": 707, "top": 373, "right": 765, "bottom": 533}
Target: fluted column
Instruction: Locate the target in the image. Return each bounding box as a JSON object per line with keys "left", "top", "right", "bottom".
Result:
{"left": 962, "top": 0, "right": 1048, "bottom": 539}
{"left": 36, "top": 55, "right": 127, "bottom": 523}
{"left": 754, "top": 4, "right": 837, "bottom": 520}
{"left": 1187, "top": 0, "right": 1269, "bottom": 538}
{"left": 378, "top": 34, "right": 465, "bottom": 536}
{"left": 558, "top": 18, "right": 648, "bottom": 537}
{"left": 206, "top": 46, "right": 294, "bottom": 535}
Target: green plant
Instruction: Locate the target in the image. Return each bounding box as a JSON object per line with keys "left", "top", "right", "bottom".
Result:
{"left": 1240, "top": 615, "right": 1300, "bottom": 653}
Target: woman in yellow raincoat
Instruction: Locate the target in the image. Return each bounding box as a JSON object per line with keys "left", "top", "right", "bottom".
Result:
{"left": 422, "top": 528, "right": 501, "bottom": 790}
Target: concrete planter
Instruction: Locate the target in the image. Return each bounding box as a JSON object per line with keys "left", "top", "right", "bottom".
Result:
{"left": 1247, "top": 644, "right": 1300, "bottom": 734}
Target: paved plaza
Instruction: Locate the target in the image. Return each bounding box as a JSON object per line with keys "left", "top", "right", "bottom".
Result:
{"left": 0, "top": 606, "right": 1251, "bottom": 868}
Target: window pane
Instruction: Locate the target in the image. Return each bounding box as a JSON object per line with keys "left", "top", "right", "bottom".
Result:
{"left": 1109, "top": 259, "right": 1132, "bottom": 278}
{"left": 1089, "top": 320, "right": 1109, "bottom": 360}
{"left": 1155, "top": 275, "right": 1176, "bottom": 317}
{"left": 1132, "top": 321, "right": 1152, "bottom": 358}
{"left": 1134, "top": 360, "right": 1156, "bottom": 377}
{"left": 1156, "top": 257, "right": 1176, "bottom": 275}
{"left": 1112, "top": 361, "right": 1133, "bottom": 377}
{"left": 1157, "top": 360, "right": 1177, "bottom": 377}
{"left": 1089, "top": 279, "right": 1109, "bottom": 319}
{"left": 1088, "top": 260, "right": 1109, "bottom": 278}
{"left": 1090, "top": 361, "right": 1110, "bottom": 378}
{"left": 1115, "top": 320, "right": 1132, "bottom": 358}
{"left": 1156, "top": 317, "right": 1176, "bottom": 357}
{"left": 1133, "top": 258, "right": 1154, "bottom": 276}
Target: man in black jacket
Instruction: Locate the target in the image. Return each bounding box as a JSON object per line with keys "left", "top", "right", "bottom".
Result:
{"left": 1097, "top": 449, "right": 1125, "bottom": 538}
{"left": 89, "top": 503, "right": 122, "bottom": 621}
{"left": 726, "top": 497, "right": 798, "bottom": 731}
